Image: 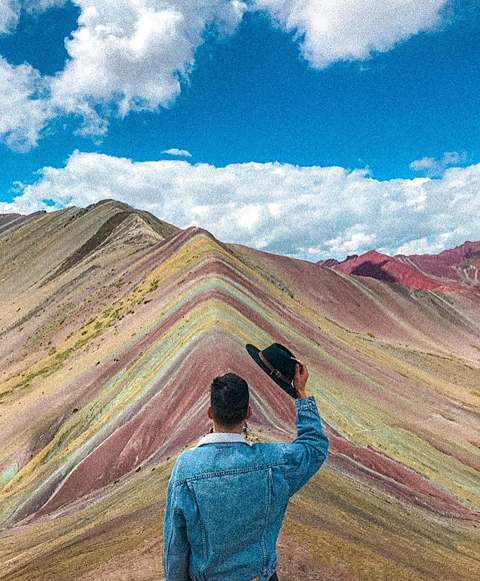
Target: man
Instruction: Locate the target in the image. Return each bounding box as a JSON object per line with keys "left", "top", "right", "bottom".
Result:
{"left": 163, "top": 346, "right": 329, "bottom": 581}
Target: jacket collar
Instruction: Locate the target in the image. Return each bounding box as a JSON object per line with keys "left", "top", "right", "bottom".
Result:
{"left": 193, "top": 431, "right": 253, "bottom": 449}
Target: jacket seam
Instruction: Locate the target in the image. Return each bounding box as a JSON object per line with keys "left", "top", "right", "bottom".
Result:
{"left": 187, "top": 481, "right": 209, "bottom": 577}
{"left": 175, "top": 461, "right": 287, "bottom": 485}
{"left": 261, "top": 467, "right": 272, "bottom": 574}
{"left": 165, "top": 485, "right": 176, "bottom": 579}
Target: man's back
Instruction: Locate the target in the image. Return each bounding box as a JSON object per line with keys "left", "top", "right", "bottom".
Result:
{"left": 163, "top": 395, "right": 329, "bottom": 581}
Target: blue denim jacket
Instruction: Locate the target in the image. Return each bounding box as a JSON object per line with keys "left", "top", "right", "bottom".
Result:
{"left": 163, "top": 395, "right": 329, "bottom": 581}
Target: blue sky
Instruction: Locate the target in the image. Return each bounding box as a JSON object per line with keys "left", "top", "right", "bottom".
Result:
{"left": 0, "top": 1, "right": 479, "bottom": 260}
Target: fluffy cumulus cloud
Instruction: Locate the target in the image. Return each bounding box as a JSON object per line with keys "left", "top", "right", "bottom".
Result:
{"left": 49, "top": 0, "right": 247, "bottom": 134}
{"left": 0, "top": 0, "right": 66, "bottom": 33}
{"left": 409, "top": 151, "right": 469, "bottom": 178}
{"left": 0, "top": 0, "right": 20, "bottom": 34}
{"left": 0, "top": 0, "right": 67, "bottom": 148}
{"left": 324, "top": 224, "right": 377, "bottom": 255}
{"left": 4, "top": 151, "right": 480, "bottom": 260}
{"left": 23, "top": 0, "right": 67, "bottom": 12}
{"left": 254, "top": 0, "right": 449, "bottom": 68}
{"left": 0, "top": 0, "right": 452, "bottom": 150}
{"left": 0, "top": 57, "right": 51, "bottom": 151}
{"left": 0, "top": 1, "right": 246, "bottom": 145}
{"left": 162, "top": 148, "right": 192, "bottom": 157}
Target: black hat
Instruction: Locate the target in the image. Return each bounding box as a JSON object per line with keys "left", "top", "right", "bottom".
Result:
{"left": 245, "top": 342, "right": 299, "bottom": 399}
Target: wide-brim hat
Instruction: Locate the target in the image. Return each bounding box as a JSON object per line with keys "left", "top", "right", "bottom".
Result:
{"left": 245, "top": 342, "right": 299, "bottom": 399}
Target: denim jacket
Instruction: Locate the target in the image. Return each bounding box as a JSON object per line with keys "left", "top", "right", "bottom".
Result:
{"left": 163, "top": 395, "right": 329, "bottom": 581}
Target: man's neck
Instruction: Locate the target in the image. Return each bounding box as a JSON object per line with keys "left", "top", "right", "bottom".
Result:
{"left": 213, "top": 425, "right": 243, "bottom": 434}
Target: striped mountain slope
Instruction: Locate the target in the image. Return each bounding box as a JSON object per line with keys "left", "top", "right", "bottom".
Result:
{"left": 0, "top": 200, "right": 479, "bottom": 580}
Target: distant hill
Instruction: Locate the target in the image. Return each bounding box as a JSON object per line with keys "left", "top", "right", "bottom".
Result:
{"left": 0, "top": 199, "right": 479, "bottom": 580}
{"left": 317, "top": 241, "right": 480, "bottom": 291}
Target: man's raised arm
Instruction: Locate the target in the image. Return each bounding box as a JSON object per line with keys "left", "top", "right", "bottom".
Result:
{"left": 282, "top": 361, "right": 329, "bottom": 497}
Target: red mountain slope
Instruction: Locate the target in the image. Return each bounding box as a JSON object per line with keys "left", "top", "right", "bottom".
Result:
{"left": 318, "top": 243, "right": 480, "bottom": 292}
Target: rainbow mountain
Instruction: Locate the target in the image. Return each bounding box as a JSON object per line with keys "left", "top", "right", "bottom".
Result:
{"left": 0, "top": 199, "right": 479, "bottom": 580}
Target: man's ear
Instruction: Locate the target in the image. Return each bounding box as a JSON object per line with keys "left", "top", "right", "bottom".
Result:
{"left": 207, "top": 406, "right": 212, "bottom": 419}
{"left": 247, "top": 405, "right": 252, "bottom": 419}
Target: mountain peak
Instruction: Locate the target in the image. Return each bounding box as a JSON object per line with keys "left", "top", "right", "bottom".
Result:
{"left": 321, "top": 241, "right": 480, "bottom": 291}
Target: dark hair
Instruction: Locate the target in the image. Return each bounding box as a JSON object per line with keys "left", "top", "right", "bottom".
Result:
{"left": 210, "top": 372, "right": 249, "bottom": 427}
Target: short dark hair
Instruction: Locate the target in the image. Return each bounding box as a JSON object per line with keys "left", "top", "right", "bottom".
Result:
{"left": 210, "top": 372, "right": 249, "bottom": 427}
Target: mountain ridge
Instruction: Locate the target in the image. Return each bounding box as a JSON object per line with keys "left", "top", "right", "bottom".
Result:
{"left": 3, "top": 202, "right": 479, "bottom": 292}
{"left": 0, "top": 199, "right": 479, "bottom": 580}
{"left": 317, "top": 240, "right": 480, "bottom": 291}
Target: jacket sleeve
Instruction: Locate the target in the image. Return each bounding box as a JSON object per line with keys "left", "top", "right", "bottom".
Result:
{"left": 282, "top": 394, "right": 329, "bottom": 497}
{"left": 163, "top": 461, "right": 192, "bottom": 581}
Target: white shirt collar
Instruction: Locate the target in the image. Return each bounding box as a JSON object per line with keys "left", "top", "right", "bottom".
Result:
{"left": 193, "top": 431, "right": 253, "bottom": 449}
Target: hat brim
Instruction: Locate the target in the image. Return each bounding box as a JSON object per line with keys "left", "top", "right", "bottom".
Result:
{"left": 245, "top": 343, "right": 298, "bottom": 399}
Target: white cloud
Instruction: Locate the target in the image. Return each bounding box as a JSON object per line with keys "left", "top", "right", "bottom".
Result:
{"left": 0, "top": 0, "right": 20, "bottom": 34}
{"left": 0, "top": 0, "right": 67, "bottom": 149}
{"left": 395, "top": 229, "right": 467, "bottom": 255}
{"left": 3, "top": 151, "right": 480, "bottom": 260}
{"left": 0, "top": 0, "right": 453, "bottom": 151}
{"left": 409, "top": 151, "right": 469, "bottom": 177}
{"left": 235, "top": 203, "right": 262, "bottom": 230}
{"left": 24, "top": 0, "right": 67, "bottom": 12}
{"left": 0, "top": 1, "right": 246, "bottom": 148}
{"left": 0, "top": 0, "right": 66, "bottom": 35}
{"left": 0, "top": 57, "right": 51, "bottom": 151}
{"left": 162, "top": 148, "right": 192, "bottom": 157}
{"left": 324, "top": 224, "right": 377, "bottom": 254}
{"left": 49, "top": 0, "right": 247, "bottom": 133}
{"left": 254, "top": 0, "right": 449, "bottom": 68}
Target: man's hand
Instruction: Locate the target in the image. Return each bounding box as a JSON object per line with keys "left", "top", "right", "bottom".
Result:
{"left": 293, "top": 361, "right": 309, "bottom": 399}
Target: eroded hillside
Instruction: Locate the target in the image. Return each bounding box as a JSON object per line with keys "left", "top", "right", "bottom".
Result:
{"left": 0, "top": 200, "right": 479, "bottom": 580}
